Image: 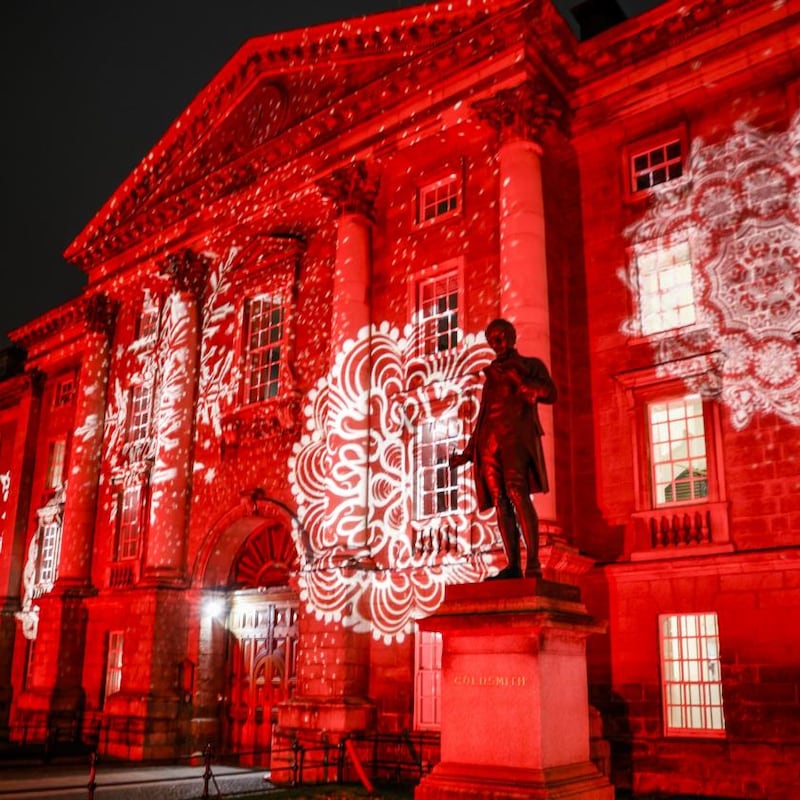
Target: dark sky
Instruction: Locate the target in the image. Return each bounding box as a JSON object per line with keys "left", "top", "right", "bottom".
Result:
{"left": 1, "top": 0, "right": 663, "bottom": 349}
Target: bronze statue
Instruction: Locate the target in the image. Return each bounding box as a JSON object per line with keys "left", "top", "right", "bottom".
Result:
{"left": 450, "top": 318, "right": 556, "bottom": 579}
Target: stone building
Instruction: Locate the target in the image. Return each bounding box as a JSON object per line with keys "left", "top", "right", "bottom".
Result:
{"left": 0, "top": 0, "right": 798, "bottom": 797}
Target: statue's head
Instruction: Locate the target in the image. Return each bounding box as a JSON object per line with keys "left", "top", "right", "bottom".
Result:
{"left": 485, "top": 318, "right": 517, "bottom": 347}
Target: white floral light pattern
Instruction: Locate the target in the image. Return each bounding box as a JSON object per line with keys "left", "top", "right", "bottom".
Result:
{"left": 625, "top": 112, "right": 800, "bottom": 430}
{"left": 289, "top": 321, "right": 498, "bottom": 644}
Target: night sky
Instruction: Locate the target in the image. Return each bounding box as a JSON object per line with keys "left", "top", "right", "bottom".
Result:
{"left": 1, "top": 0, "right": 664, "bottom": 349}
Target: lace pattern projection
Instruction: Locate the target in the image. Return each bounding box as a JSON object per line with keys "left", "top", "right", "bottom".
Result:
{"left": 624, "top": 112, "right": 800, "bottom": 430}
{"left": 289, "top": 321, "right": 498, "bottom": 644}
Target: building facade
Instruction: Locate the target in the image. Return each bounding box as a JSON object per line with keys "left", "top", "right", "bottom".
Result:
{"left": 1, "top": 0, "right": 798, "bottom": 797}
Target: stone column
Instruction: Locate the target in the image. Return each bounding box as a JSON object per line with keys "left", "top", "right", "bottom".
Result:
{"left": 316, "top": 161, "right": 379, "bottom": 565}
{"left": 273, "top": 165, "right": 379, "bottom": 776}
{"left": 25, "top": 296, "right": 115, "bottom": 735}
{"left": 143, "top": 249, "right": 206, "bottom": 585}
{"left": 474, "top": 81, "right": 562, "bottom": 530}
{"left": 57, "top": 294, "right": 116, "bottom": 587}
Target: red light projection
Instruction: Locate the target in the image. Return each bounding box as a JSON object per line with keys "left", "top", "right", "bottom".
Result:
{"left": 623, "top": 112, "right": 800, "bottom": 430}
{"left": 290, "top": 321, "right": 498, "bottom": 644}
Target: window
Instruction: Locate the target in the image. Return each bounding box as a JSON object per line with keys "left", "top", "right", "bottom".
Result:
{"left": 417, "top": 172, "right": 461, "bottom": 226}
{"left": 245, "top": 294, "right": 286, "bottom": 403}
{"left": 660, "top": 612, "right": 725, "bottom": 736}
{"left": 128, "top": 383, "right": 153, "bottom": 444}
{"left": 45, "top": 439, "right": 67, "bottom": 489}
{"left": 36, "top": 521, "right": 61, "bottom": 587}
{"left": 414, "top": 411, "right": 460, "bottom": 519}
{"left": 105, "top": 631, "right": 124, "bottom": 699}
{"left": 116, "top": 485, "right": 142, "bottom": 560}
{"left": 648, "top": 394, "right": 708, "bottom": 507}
{"left": 634, "top": 239, "right": 696, "bottom": 335}
{"left": 414, "top": 628, "right": 442, "bottom": 730}
{"left": 417, "top": 271, "right": 459, "bottom": 357}
{"left": 53, "top": 374, "right": 75, "bottom": 408}
{"left": 137, "top": 295, "right": 160, "bottom": 342}
{"left": 631, "top": 138, "right": 683, "bottom": 192}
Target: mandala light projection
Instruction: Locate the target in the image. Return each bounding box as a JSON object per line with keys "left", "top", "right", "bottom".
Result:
{"left": 289, "top": 321, "right": 497, "bottom": 644}
{"left": 624, "top": 112, "right": 799, "bottom": 430}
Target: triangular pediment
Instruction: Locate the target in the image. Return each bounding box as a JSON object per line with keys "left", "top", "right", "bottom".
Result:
{"left": 65, "top": 0, "right": 525, "bottom": 268}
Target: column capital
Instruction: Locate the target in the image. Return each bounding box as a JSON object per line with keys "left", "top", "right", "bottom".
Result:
{"left": 473, "top": 79, "right": 563, "bottom": 148}
{"left": 82, "top": 293, "right": 117, "bottom": 338}
{"left": 160, "top": 248, "right": 209, "bottom": 297}
{"left": 318, "top": 161, "right": 380, "bottom": 221}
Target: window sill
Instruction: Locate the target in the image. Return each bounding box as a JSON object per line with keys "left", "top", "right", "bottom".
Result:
{"left": 222, "top": 392, "right": 302, "bottom": 449}
{"left": 625, "top": 500, "right": 732, "bottom": 560}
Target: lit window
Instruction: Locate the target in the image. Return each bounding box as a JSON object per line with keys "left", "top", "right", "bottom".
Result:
{"left": 635, "top": 240, "right": 695, "bottom": 335}
{"left": 128, "top": 383, "right": 153, "bottom": 444}
{"left": 417, "top": 173, "right": 461, "bottom": 225}
{"left": 648, "top": 395, "right": 708, "bottom": 507}
{"left": 414, "top": 411, "right": 460, "bottom": 519}
{"left": 631, "top": 139, "right": 683, "bottom": 192}
{"left": 105, "top": 631, "right": 124, "bottom": 699}
{"left": 36, "top": 521, "right": 61, "bottom": 586}
{"left": 245, "top": 294, "right": 285, "bottom": 403}
{"left": 418, "top": 272, "right": 459, "bottom": 357}
{"left": 53, "top": 374, "right": 75, "bottom": 408}
{"left": 116, "top": 485, "right": 142, "bottom": 561}
{"left": 660, "top": 613, "right": 725, "bottom": 736}
{"left": 45, "top": 439, "right": 67, "bottom": 489}
{"left": 414, "top": 627, "right": 442, "bottom": 730}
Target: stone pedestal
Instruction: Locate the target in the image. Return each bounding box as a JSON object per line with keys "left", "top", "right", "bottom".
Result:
{"left": 415, "top": 579, "right": 613, "bottom": 800}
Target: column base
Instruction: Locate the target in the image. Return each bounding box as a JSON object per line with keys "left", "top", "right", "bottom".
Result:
{"left": 416, "top": 760, "right": 614, "bottom": 800}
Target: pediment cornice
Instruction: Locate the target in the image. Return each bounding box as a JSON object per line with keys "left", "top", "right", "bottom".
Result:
{"left": 65, "top": 0, "right": 521, "bottom": 270}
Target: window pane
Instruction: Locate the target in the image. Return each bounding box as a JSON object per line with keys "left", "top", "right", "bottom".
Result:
{"left": 649, "top": 395, "right": 708, "bottom": 506}
{"left": 118, "top": 485, "right": 141, "bottom": 560}
{"left": 635, "top": 239, "right": 695, "bottom": 335}
{"left": 246, "top": 295, "right": 285, "bottom": 404}
{"left": 631, "top": 139, "right": 683, "bottom": 192}
{"left": 105, "top": 631, "right": 124, "bottom": 700}
{"left": 660, "top": 613, "right": 725, "bottom": 736}
{"left": 129, "top": 383, "right": 153, "bottom": 444}
{"left": 418, "top": 174, "right": 460, "bottom": 224}
{"left": 414, "top": 629, "right": 442, "bottom": 730}
{"left": 417, "top": 272, "right": 459, "bottom": 357}
{"left": 414, "top": 411, "right": 461, "bottom": 519}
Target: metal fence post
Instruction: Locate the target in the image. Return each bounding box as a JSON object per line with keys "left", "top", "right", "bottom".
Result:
{"left": 202, "top": 743, "right": 213, "bottom": 799}
{"left": 87, "top": 751, "right": 97, "bottom": 800}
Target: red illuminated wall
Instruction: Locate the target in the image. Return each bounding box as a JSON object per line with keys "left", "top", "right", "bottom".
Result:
{"left": 0, "top": 0, "right": 798, "bottom": 797}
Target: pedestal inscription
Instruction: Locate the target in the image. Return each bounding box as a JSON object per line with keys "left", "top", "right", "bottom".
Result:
{"left": 415, "top": 579, "right": 613, "bottom": 800}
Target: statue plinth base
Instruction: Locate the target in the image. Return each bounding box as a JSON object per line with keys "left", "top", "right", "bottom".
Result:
{"left": 415, "top": 579, "right": 613, "bottom": 800}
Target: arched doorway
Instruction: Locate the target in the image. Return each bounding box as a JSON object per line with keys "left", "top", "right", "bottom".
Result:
{"left": 222, "top": 520, "right": 299, "bottom": 765}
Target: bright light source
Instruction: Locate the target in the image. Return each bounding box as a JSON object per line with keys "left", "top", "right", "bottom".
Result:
{"left": 204, "top": 597, "right": 225, "bottom": 618}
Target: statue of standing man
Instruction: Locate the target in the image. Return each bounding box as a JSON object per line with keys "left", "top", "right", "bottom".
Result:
{"left": 450, "top": 318, "right": 557, "bottom": 580}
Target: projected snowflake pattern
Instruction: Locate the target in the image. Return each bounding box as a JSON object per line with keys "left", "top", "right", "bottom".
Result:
{"left": 289, "top": 321, "right": 498, "bottom": 643}
{"left": 625, "top": 113, "right": 800, "bottom": 430}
